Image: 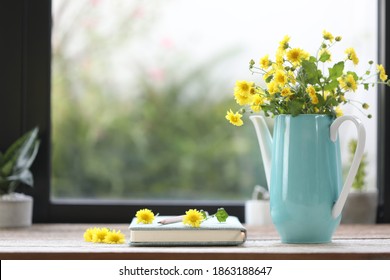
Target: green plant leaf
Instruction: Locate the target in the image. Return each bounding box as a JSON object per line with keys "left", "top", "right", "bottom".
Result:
{"left": 324, "top": 80, "right": 339, "bottom": 91}
{"left": 319, "top": 52, "right": 331, "bottom": 63}
{"left": 328, "top": 61, "right": 344, "bottom": 80}
{"left": 289, "top": 99, "right": 304, "bottom": 116}
{"left": 200, "top": 210, "right": 208, "bottom": 220}
{"left": 364, "top": 83, "right": 369, "bottom": 90}
{"left": 1, "top": 128, "right": 39, "bottom": 173}
{"left": 214, "top": 208, "right": 229, "bottom": 222}
{"left": 7, "top": 169, "right": 33, "bottom": 187}
{"left": 0, "top": 127, "right": 39, "bottom": 189}
{"left": 301, "top": 60, "right": 319, "bottom": 84}
{"left": 309, "top": 56, "right": 317, "bottom": 63}
{"left": 14, "top": 127, "right": 39, "bottom": 172}
{"left": 265, "top": 75, "right": 273, "bottom": 83}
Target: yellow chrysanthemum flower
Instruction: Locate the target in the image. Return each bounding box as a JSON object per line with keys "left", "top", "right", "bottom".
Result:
{"left": 287, "top": 70, "right": 296, "bottom": 85}
{"left": 83, "top": 227, "right": 96, "bottom": 242}
{"left": 234, "top": 80, "right": 254, "bottom": 96}
{"left": 259, "top": 55, "right": 271, "bottom": 70}
{"left": 183, "top": 209, "right": 204, "bottom": 228}
{"left": 233, "top": 81, "right": 255, "bottom": 105}
{"left": 306, "top": 85, "right": 318, "bottom": 105}
{"left": 234, "top": 91, "right": 253, "bottom": 106}
{"left": 335, "top": 106, "right": 343, "bottom": 117}
{"left": 267, "top": 81, "right": 279, "bottom": 95}
{"left": 104, "top": 230, "right": 126, "bottom": 244}
{"left": 377, "top": 64, "right": 388, "bottom": 82}
{"left": 345, "top": 47, "right": 359, "bottom": 65}
{"left": 286, "top": 48, "right": 309, "bottom": 66}
{"left": 252, "top": 94, "right": 265, "bottom": 105}
{"left": 278, "top": 35, "right": 290, "bottom": 51}
{"left": 275, "top": 50, "right": 284, "bottom": 65}
{"left": 281, "top": 87, "right": 293, "bottom": 97}
{"left": 322, "top": 30, "right": 334, "bottom": 42}
{"left": 338, "top": 74, "right": 357, "bottom": 92}
{"left": 225, "top": 109, "right": 243, "bottom": 126}
{"left": 274, "top": 69, "right": 288, "bottom": 86}
{"left": 251, "top": 94, "right": 265, "bottom": 112}
{"left": 136, "top": 208, "right": 155, "bottom": 224}
{"left": 92, "top": 227, "right": 109, "bottom": 243}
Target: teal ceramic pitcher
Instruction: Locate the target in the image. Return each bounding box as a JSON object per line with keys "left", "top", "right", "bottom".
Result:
{"left": 250, "top": 114, "right": 366, "bottom": 243}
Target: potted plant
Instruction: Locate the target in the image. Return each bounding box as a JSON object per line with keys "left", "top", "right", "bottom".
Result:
{"left": 341, "top": 139, "right": 377, "bottom": 224}
{"left": 225, "top": 31, "right": 389, "bottom": 242}
{"left": 0, "top": 127, "right": 40, "bottom": 227}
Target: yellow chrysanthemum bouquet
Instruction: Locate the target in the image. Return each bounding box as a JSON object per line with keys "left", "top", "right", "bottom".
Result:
{"left": 226, "top": 30, "right": 389, "bottom": 126}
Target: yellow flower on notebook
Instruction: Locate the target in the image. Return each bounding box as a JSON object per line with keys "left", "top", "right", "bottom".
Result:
{"left": 135, "top": 208, "right": 155, "bottom": 224}
{"left": 183, "top": 209, "right": 204, "bottom": 228}
{"left": 182, "top": 208, "right": 229, "bottom": 228}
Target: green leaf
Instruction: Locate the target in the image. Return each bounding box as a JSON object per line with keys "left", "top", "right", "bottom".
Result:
{"left": 324, "top": 80, "right": 339, "bottom": 91}
{"left": 364, "top": 83, "right": 369, "bottom": 90}
{"left": 214, "top": 208, "right": 229, "bottom": 222}
{"left": 265, "top": 75, "right": 273, "bottom": 83}
{"left": 319, "top": 52, "right": 331, "bottom": 63}
{"left": 301, "top": 60, "right": 319, "bottom": 84}
{"left": 289, "top": 100, "right": 304, "bottom": 116}
{"left": 7, "top": 169, "right": 33, "bottom": 187}
{"left": 0, "top": 127, "right": 40, "bottom": 187}
{"left": 328, "top": 61, "right": 344, "bottom": 80}
{"left": 14, "top": 127, "right": 39, "bottom": 172}
{"left": 200, "top": 210, "right": 208, "bottom": 220}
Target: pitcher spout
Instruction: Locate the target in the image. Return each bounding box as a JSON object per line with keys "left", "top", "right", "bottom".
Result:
{"left": 249, "top": 115, "right": 272, "bottom": 190}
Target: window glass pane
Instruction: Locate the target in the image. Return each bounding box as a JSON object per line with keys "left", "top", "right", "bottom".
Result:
{"left": 51, "top": 0, "right": 378, "bottom": 200}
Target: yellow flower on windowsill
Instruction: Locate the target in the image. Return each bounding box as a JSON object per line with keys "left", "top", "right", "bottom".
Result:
{"left": 226, "top": 30, "right": 390, "bottom": 125}
{"left": 83, "top": 227, "right": 125, "bottom": 244}
{"left": 104, "top": 230, "right": 125, "bottom": 244}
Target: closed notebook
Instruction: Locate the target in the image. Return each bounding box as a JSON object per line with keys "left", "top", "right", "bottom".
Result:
{"left": 129, "top": 216, "right": 246, "bottom": 246}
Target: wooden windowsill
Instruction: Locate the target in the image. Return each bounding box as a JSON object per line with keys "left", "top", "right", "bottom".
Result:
{"left": 0, "top": 224, "right": 389, "bottom": 260}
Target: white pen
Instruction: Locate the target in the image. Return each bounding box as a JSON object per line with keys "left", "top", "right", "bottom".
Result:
{"left": 158, "top": 215, "right": 184, "bottom": 225}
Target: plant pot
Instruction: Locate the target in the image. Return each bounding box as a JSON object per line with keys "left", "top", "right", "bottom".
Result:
{"left": 341, "top": 190, "right": 378, "bottom": 224}
{"left": 0, "top": 193, "right": 33, "bottom": 228}
{"left": 245, "top": 200, "right": 272, "bottom": 225}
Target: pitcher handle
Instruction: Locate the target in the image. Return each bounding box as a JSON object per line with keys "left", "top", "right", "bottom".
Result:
{"left": 330, "top": 115, "right": 366, "bottom": 219}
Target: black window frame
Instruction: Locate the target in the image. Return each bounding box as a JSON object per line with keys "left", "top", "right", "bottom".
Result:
{"left": 0, "top": 0, "right": 389, "bottom": 223}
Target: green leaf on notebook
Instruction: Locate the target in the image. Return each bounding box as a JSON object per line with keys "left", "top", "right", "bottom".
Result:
{"left": 214, "top": 208, "right": 229, "bottom": 222}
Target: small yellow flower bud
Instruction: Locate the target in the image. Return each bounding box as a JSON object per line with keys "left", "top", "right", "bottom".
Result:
{"left": 362, "top": 103, "right": 369, "bottom": 110}
{"left": 321, "top": 43, "right": 327, "bottom": 49}
{"left": 368, "top": 114, "right": 372, "bottom": 119}
{"left": 335, "top": 36, "right": 342, "bottom": 42}
{"left": 369, "top": 60, "right": 374, "bottom": 65}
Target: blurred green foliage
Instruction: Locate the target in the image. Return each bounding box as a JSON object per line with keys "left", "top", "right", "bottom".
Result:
{"left": 52, "top": 63, "right": 266, "bottom": 200}
{"left": 51, "top": 0, "right": 266, "bottom": 200}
